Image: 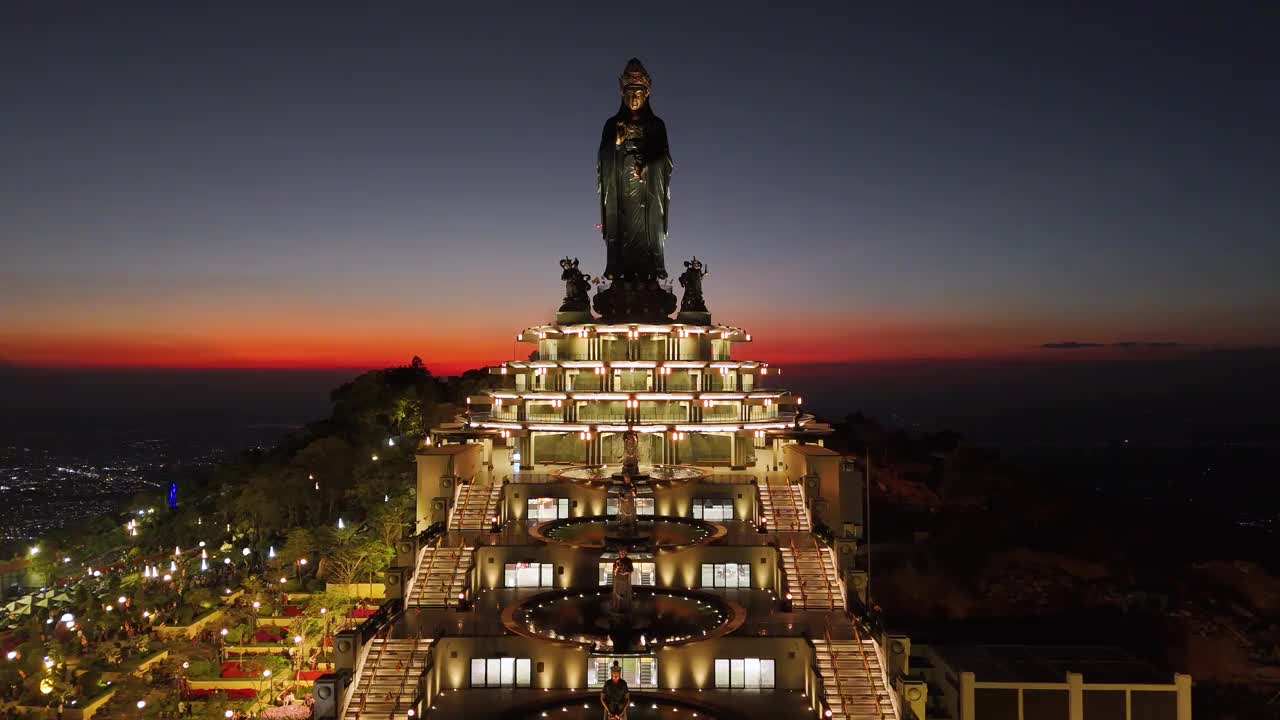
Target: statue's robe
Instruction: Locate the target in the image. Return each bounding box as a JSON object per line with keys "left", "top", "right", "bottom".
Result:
{"left": 598, "top": 106, "right": 672, "bottom": 280}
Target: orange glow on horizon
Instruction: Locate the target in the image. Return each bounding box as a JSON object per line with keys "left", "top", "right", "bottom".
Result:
{"left": 1, "top": 320, "right": 1082, "bottom": 376}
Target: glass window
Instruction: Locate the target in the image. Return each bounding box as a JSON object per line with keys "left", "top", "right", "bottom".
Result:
{"left": 527, "top": 497, "right": 569, "bottom": 522}
{"left": 588, "top": 657, "right": 658, "bottom": 689}
{"left": 714, "top": 659, "right": 729, "bottom": 688}
{"left": 504, "top": 562, "right": 553, "bottom": 587}
{"left": 693, "top": 498, "right": 733, "bottom": 521}
{"left": 701, "top": 563, "right": 752, "bottom": 589}
{"left": 472, "top": 658, "right": 532, "bottom": 688}
{"left": 599, "top": 561, "right": 655, "bottom": 586}
{"left": 606, "top": 497, "right": 655, "bottom": 516}
{"left": 713, "top": 658, "right": 775, "bottom": 689}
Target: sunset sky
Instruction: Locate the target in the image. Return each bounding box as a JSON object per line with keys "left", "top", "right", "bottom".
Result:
{"left": 2, "top": 3, "right": 1277, "bottom": 375}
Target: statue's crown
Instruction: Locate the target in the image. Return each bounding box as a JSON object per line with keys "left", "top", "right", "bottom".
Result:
{"left": 619, "top": 58, "right": 651, "bottom": 91}
{"left": 560, "top": 256, "right": 578, "bottom": 270}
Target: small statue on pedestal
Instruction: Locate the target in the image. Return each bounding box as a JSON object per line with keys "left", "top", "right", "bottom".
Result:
{"left": 616, "top": 476, "right": 638, "bottom": 539}
{"left": 610, "top": 550, "right": 634, "bottom": 616}
{"left": 559, "top": 257, "right": 592, "bottom": 313}
{"left": 621, "top": 429, "right": 641, "bottom": 477}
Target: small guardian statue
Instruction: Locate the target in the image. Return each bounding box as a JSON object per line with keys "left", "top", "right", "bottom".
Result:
{"left": 558, "top": 257, "right": 592, "bottom": 313}
{"left": 678, "top": 256, "right": 709, "bottom": 313}
{"left": 675, "top": 256, "right": 711, "bottom": 324}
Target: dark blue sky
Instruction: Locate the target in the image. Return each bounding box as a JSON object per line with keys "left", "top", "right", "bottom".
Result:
{"left": 2, "top": 2, "right": 1277, "bottom": 369}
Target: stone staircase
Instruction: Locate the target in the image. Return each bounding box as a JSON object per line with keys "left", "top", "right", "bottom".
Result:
{"left": 343, "top": 637, "right": 432, "bottom": 720}
{"left": 813, "top": 628, "right": 898, "bottom": 720}
{"left": 780, "top": 543, "right": 844, "bottom": 610}
{"left": 759, "top": 482, "right": 811, "bottom": 531}
{"left": 407, "top": 545, "right": 473, "bottom": 607}
{"left": 448, "top": 480, "right": 501, "bottom": 531}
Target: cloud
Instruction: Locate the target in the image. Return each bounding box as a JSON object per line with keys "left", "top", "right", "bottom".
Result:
{"left": 1041, "top": 342, "right": 1106, "bottom": 349}
{"left": 1041, "top": 341, "right": 1185, "bottom": 350}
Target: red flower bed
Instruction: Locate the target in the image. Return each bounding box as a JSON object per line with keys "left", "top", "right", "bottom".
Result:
{"left": 282, "top": 606, "right": 303, "bottom": 617}
{"left": 296, "top": 670, "right": 325, "bottom": 681}
{"left": 349, "top": 606, "right": 375, "bottom": 618}
{"left": 220, "top": 661, "right": 258, "bottom": 678}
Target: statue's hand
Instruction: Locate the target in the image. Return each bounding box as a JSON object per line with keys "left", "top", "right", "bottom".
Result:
{"left": 615, "top": 121, "right": 626, "bottom": 146}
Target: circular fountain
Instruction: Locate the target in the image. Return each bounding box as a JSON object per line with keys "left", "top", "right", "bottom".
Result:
{"left": 552, "top": 463, "right": 708, "bottom": 488}
{"left": 502, "top": 586, "right": 744, "bottom": 651}
{"left": 528, "top": 515, "right": 724, "bottom": 552}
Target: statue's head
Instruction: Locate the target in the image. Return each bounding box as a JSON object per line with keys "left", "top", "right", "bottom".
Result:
{"left": 618, "top": 549, "right": 628, "bottom": 558}
{"left": 610, "top": 663, "right": 622, "bottom": 680}
{"left": 619, "top": 58, "right": 651, "bottom": 112}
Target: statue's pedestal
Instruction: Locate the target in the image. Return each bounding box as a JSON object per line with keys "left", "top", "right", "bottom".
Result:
{"left": 555, "top": 310, "right": 595, "bottom": 324}
{"left": 593, "top": 279, "right": 676, "bottom": 323}
{"left": 675, "top": 310, "right": 711, "bottom": 325}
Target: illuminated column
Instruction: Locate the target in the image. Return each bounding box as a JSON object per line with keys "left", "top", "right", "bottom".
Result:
{"left": 1175, "top": 673, "right": 1191, "bottom": 720}
{"left": 1067, "top": 672, "right": 1083, "bottom": 720}
{"left": 959, "top": 672, "right": 975, "bottom": 720}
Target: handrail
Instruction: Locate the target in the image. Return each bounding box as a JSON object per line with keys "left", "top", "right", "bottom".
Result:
{"left": 352, "top": 622, "right": 393, "bottom": 720}
{"left": 448, "top": 480, "right": 471, "bottom": 531}
{"left": 816, "top": 537, "right": 836, "bottom": 610}
{"left": 356, "top": 599, "right": 404, "bottom": 645}
{"left": 822, "top": 541, "right": 848, "bottom": 611}
{"left": 415, "top": 521, "right": 446, "bottom": 544}
{"left": 853, "top": 617, "right": 901, "bottom": 720}
{"left": 821, "top": 624, "right": 851, "bottom": 719}
{"left": 390, "top": 626, "right": 424, "bottom": 719}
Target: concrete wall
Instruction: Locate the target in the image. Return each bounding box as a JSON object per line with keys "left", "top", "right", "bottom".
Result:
{"left": 433, "top": 635, "right": 590, "bottom": 690}
{"left": 505, "top": 483, "right": 607, "bottom": 523}
{"left": 656, "top": 637, "right": 810, "bottom": 691}
{"left": 415, "top": 444, "right": 484, "bottom": 531}
{"left": 504, "top": 481, "right": 755, "bottom": 525}
{"left": 430, "top": 635, "right": 810, "bottom": 692}
{"left": 472, "top": 543, "right": 778, "bottom": 593}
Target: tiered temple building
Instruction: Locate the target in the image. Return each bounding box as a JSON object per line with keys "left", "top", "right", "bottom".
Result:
{"left": 313, "top": 59, "right": 1191, "bottom": 720}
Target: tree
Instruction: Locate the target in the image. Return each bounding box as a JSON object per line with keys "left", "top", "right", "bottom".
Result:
{"left": 366, "top": 496, "right": 411, "bottom": 548}
{"left": 277, "top": 528, "right": 315, "bottom": 580}
{"left": 323, "top": 534, "right": 394, "bottom": 599}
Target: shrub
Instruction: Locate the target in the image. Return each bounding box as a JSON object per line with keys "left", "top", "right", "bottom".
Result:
{"left": 185, "top": 659, "right": 218, "bottom": 678}
{"left": 77, "top": 669, "right": 103, "bottom": 697}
